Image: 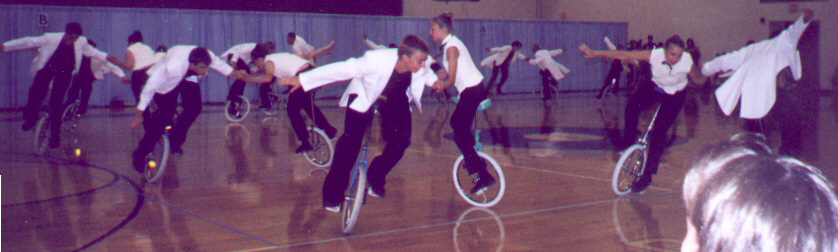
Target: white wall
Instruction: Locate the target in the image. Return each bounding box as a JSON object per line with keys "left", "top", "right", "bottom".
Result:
{"left": 405, "top": 0, "right": 837, "bottom": 89}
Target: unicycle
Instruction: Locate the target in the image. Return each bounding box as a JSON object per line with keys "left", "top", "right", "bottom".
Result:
{"left": 224, "top": 95, "right": 250, "bottom": 122}
{"left": 611, "top": 104, "right": 661, "bottom": 195}
{"left": 142, "top": 102, "right": 173, "bottom": 183}
{"left": 451, "top": 97, "right": 506, "bottom": 208}
{"left": 341, "top": 106, "right": 376, "bottom": 235}
{"left": 33, "top": 102, "right": 80, "bottom": 155}
{"left": 301, "top": 91, "right": 335, "bottom": 168}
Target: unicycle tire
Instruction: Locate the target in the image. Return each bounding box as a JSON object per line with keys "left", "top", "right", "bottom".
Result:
{"left": 612, "top": 144, "right": 647, "bottom": 195}
{"left": 224, "top": 95, "right": 250, "bottom": 122}
{"left": 145, "top": 134, "right": 170, "bottom": 183}
{"left": 34, "top": 116, "right": 50, "bottom": 155}
{"left": 304, "top": 127, "right": 334, "bottom": 168}
{"left": 260, "top": 93, "right": 282, "bottom": 115}
{"left": 341, "top": 164, "right": 367, "bottom": 234}
{"left": 453, "top": 151, "right": 506, "bottom": 208}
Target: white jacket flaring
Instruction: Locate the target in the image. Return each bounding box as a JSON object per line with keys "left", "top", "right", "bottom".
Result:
{"left": 3, "top": 32, "right": 110, "bottom": 75}
{"left": 529, "top": 49, "right": 570, "bottom": 80}
{"left": 480, "top": 45, "right": 527, "bottom": 68}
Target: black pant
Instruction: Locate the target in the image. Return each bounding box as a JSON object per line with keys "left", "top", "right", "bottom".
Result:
{"left": 65, "top": 74, "right": 95, "bottom": 114}
{"left": 131, "top": 67, "right": 150, "bottom": 103}
{"left": 540, "top": 69, "right": 558, "bottom": 99}
{"left": 451, "top": 84, "right": 490, "bottom": 175}
{"left": 226, "top": 59, "right": 251, "bottom": 111}
{"left": 24, "top": 68, "right": 73, "bottom": 139}
{"left": 623, "top": 85, "right": 686, "bottom": 176}
{"left": 597, "top": 72, "right": 621, "bottom": 97}
{"left": 287, "top": 87, "right": 334, "bottom": 143}
{"left": 322, "top": 96, "right": 411, "bottom": 206}
{"left": 487, "top": 63, "right": 510, "bottom": 93}
{"left": 133, "top": 79, "right": 202, "bottom": 159}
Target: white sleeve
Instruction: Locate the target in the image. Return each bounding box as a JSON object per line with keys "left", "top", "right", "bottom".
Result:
{"left": 299, "top": 55, "right": 370, "bottom": 91}
{"left": 104, "top": 61, "right": 126, "bottom": 78}
{"left": 3, "top": 35, "right": 48, "bottom": 52}
{"left": 137, "top": 69, "right": 165, "bottom": 111}
{"left": 701, "top": 48, "right": 747, "bottom": 76}
{"left": 549, "top": 49, "right": 564, "bottom": 57}
{"left": 364, "top": 39, "right": 385, "bottom": 50}
{"left": 604, "top": 37, "right": 617, "bottom": 50}
{"left": 209, "top": 50, "right": 234, "bottom": 76}
{"left": 82, "top": 43, "right": 109, "bottom": 62}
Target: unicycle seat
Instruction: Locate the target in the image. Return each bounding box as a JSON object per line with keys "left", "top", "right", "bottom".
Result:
{"left": 450, "top": 95, "right": 492, "bottom": 111}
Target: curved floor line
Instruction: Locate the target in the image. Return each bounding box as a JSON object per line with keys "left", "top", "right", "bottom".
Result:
{"left": 73, "top": 174, "right": 145, "bottom": 252}
{"left": 2, "top": 158, "right": 120, "bottom": 207}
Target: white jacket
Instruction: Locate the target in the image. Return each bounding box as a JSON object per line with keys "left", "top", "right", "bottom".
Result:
{"left": 299, "top": 49, "right": 437, "bottom": 113}
{"left": 529, "top": 49, "right": 570, "bottom": 80}
{"left": 480, "top": 45, "right": 527, "bottom": 67}
{"left": 703, "top": 14, "right": 808, "bottom": 119}
{"left": 4, "top": 32, "right": 109, "bottom": 75}
{"left": 137, "top": 45, "right": 233, "bottom": 111}
{"left": 90, "top": 57, "right": 126, "bottom": 80}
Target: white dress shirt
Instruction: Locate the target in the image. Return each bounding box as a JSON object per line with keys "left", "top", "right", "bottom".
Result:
{"left": 137, "top": 45, "right": 234, "bottom": 111}
{"left": 292, "top": 36, "right": 314, "bottom": 57}
{"left": 703, "top": 14, "right": 809, "bottom": 119}
{"left": 441, "top": 34, "right": 484, "bottom": 93}
{"left": 265, "top": 53, "right": 312, "bottom": 78}
{"left": 299, "top": 49, "right": 437, "bottom": 113}
{"left": 649, "top": 47, "right": 694, "bottom": 95}
{"left": 90, "top": 57, "right": 126, "bottom": 80}
{"left": 529, "top": 49, "right": 570, "bottom": 80}
{"left": 3, "top": 32, "right": 109, "bottom": 75}
{"left": 480, "top": 45, "right": 527, "bottom": 67}
{"left": 220, "top": 43, "right": 257, "bottom": 65}
{"left": 127, "top": 42, "right": 156, "bottom": 70}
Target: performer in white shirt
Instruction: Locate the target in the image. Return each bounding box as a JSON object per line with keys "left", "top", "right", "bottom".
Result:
{"left": 701, "top": 9, "right": 813, "bottom": 157}
{"left": 528, "top": 44, "right": 569, "bottom": 100}
{"left": 579, "top": 35, "right": 705, "bottom": 193}
{"left": 108, "top": 31, "right": 157, "bottom": 103}
{"left": 242, "top": 48, "right": 338, "bottom": 154}
{"left": 2, "top": 22, "right": 114, "bottom": 148}
{"left": 220, "top": 41, "right": 276, "bottom": 115}
{"left": 129, "top": 46, "right": 245, "bottom": 173}
{"left": 286, "top": 32, "right": 335, "bottom": 65}
{"left": 481, "top": 41, "right": 527, "bottom": 95}
{"left": 430, "top": 13, "right": 497, "bottom": 194}
{"left": 65, "top": 39, "right": 130, "bottom": 116}
{"left": 278, "top": 35, "right": 441, "bottom": 212}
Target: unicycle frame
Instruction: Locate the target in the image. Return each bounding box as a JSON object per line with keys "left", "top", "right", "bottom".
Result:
{"left": 341, "top": 105, "right": 375, "bottom": 235}
{"left": 611, "top": 104, "right": 662, "bottom": 195}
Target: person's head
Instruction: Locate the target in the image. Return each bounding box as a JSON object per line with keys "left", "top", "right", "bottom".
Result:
{"left": 511, "top": 40, "right": 523, "bottom": 51}
{"left": 63, "top": 22, "right": 83, "bottom": 44}
{"left": 647, "top": 35, "right": 654, "bottom": 42}
{"left": 187, "top": 47, "right": 212, "bottom": 77}
{"left": 261, "top": 41, "right": 276, "bottom": 54}
{"left": 286, "top": 32, "right": 296, "bottom": 45}
{"left": 397, "top": 34, "right": 430, "bottom": 73}
{"left": 531, "top": 44, "right": 541, "bottom": 53}
{"left": 686, "top": 38, "right": 695, "bottom": 49}
{"left": 682, "top": 133, "right": 838, "bottom": 252}
{"left": 156, "top": 45, "right": 168, "bottom": 53}
{"left": 388, "top": 43, "right": 398, "bottom": 48}
{"left": 746, "top": 39, "right": 756, "bottom": 46}
{"left": 429, "top": 12, "right": 454, "bottom": 42}
{"left": 249, "top": 44, "right": 270, "bottom": 70}
{"left": 128, "top": 30, "right": 143, "bottom": 45}
{"left": 663, "top": 35, "right": 686, "bottom": 66}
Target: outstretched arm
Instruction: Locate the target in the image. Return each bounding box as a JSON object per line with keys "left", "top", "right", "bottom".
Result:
{"left": 578, "top": 44, "right": 651, "bottom": 62}
{"left": 300, "top": 40, "right": 335, "bottom": 60}
{"left": 110, "top": 51, "right": 135, "bottom": 69}
{"left": 245, "top": 61, "right": 275, "bottom": 83}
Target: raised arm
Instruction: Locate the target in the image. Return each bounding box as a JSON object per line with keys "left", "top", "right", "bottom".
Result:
{"left": 363, "top": 36, "right": 385, "bottom": 50}
{"left": 578, "top": 44, "right": 651, "bottom": 62}
{"left": 549, "top": 48, "right": 564, "bottom": 57}
{"left": 300, "top": 40, "right": 335, "bottom": 60}
{"left": 3, "top": 35, "right": 48, "bottom": 52}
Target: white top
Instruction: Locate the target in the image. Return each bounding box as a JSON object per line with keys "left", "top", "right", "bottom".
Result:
{"left": 220, "top": 43, "right": 257, "bottom": 65}
{"left": 480, "top": 45, "right": 527, "bottom": 67}
{"left": 127, "top": 42, "right": 156, "bottom": 70}
{"left": 152, "top": 51, "right": 166, "bottom": 65}
{"left": 703, "top": 14, "right": 808, "bottom": 119}
{"left": 649, "top": 47, "right": 693, "bottom": 94}
{"left": 3, "top": 32, "right": 109, "bottom": 75}
{"left": 441, "top": 34, "right": 483, "bottom": 93}
{"left": 529, "top": 49, "right": 570, "bottom": 80}
{"left": 299, "top": 49, "right": 437, "bottom": 113}
{"left": 291, "top": 36, "right": 314, "bottom": 57}
{"left": 90, "top": 57, "right": 126, "bottom": 80}
{"left": 265, "top": 53, "right": 312, "bottom": 78}
{"left": 364, "top": 38, "right": 387, "bottom": 50}
{"left": 137, "top": 45, "right": 234, "bottom": 111}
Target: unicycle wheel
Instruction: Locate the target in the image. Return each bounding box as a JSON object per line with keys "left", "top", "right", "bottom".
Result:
{"left": 145, "top": 134, "right": 170, "bottom": 183}
{"left": 224, "top": 95, "right": 250, "bottom": 122}
{"left": 611, "top": 144, "right": 647, "bottom": 195}
{"left": 303, "top": 127, "right": 334, "bottom": 168}
{"left": 34, "top": 116, "right": 50, "bottom": 155}
{"left": 452, "top": 151, "right": 506, "bottom": 208}
{"left": 341, "top": 164, "right": 367, "bottom": 234}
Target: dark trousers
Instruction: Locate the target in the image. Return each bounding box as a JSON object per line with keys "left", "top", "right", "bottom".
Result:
{"left": 451, "top": 84, "right": 490, "bottom": 175}
{"left": 742, "top": 87, "right": 802, "bottom": 158}
{"left": 131, "top": 68, "right": 150, "bottom": 103}
{"left": 598, "top": 72, "right": 621, "bottom": 97}
{"left": 65, "top": 74, "right": 95, "bottom": 114}
{"left": 540, "top": 69, "right": 558, "bottom": 99}
{"left": 487, "top": 63, "right": 510, "bottom": 93}
{"left": 322, "top": 96, "right": 411, "bottom": 206}
{"left": 226, "top": 59, "right": 251, "bottom": 109}
{"left": 133, "top": 79, "right": 202, "bottom": 159}
{"left": 287, "top": 87, "right": 334, "bottom": 143}
{"left": 623, "top": 85, "right": 686, "bottom": 176}
{"left": 24, "top": 68, "right": 73, "bottom": 139}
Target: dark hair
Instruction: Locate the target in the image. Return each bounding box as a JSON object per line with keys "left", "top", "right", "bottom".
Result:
{"left": 87, "top": 39, "right": 97, "bottom": 47}
{"left": 128, "top": 30, "right": 143, "bottom": 44}
{"left": 746, "top": 40, "right": 756, "bottom": 46}
{"left": 388, "top": 43, "right": 398, "bottom": 48}
{"left": 65, "top": 22, "right": 83, "bottom": 35}
{"left": 188, "top": 47, "right": 212, "bottom": 66}
{"left": 397, "top": 34, "right": 430, "bottom": 58}
{"left": 431, "top": 13, "right": 454, "bottom": 33}
{"left": 430, "top": 62, "right": 442, "bottom": 72}
{"left": 686, "top": 38, "right": 695, "bottom": 49}
{"left": 664, "top": 35, "right": 685, "bottom": 50}
{"left": 261, "top": 41, "right": 276, "bottom": 53}
{"left": 250, "top": 44, "right": 269, "bottom": 61}
{"left": 287, "top": 32, "right": 296, "bottom": 38}
{"left": 156, "top": 45, "right": 168, "bottom": 52}
{"left": 511, "top": 41, "right": 522, "bottom": 48}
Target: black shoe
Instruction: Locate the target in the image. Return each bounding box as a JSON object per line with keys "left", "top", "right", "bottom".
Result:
{"left": 22, "top": 119, "right": 36, "bottom": 131}
{"left": 132, "top": 154, "right": 145, "bottom": 174}
{"left": 171, "top": 147, "right": 183, "bottom": 157}
{"left": 463, "top": 158, "right": 487, "bottom": 176}
{"left": 324, "top": 127, "right": 338, "bottom": 139}
{"left": 295, "top": 143, "right": 313, "bottom": 154}
{"left": 470, "top": 173, "right": 496, "bottom": 194}
{"left": 49, "top": 137, "right": 60, "bottom": 149}
{"left": 368, "top": 185, "right": 386, "bottom": 198}
{"left": 631, "top": 174, "right": 652, "bottom": 194}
